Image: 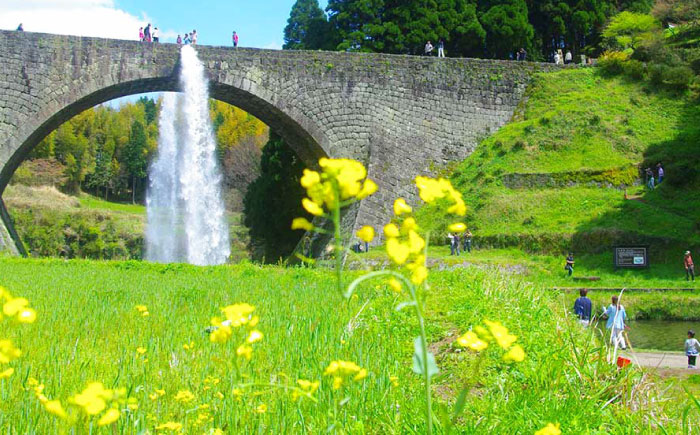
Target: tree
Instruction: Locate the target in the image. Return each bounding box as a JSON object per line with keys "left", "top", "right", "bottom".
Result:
{"left": 243, "top": 133, "right": 310, "bottom": 262}
{"left": 284, "top": 0, "right": 337, "bottom": 50}
{"left": 124, "top": 120, "right": 149, "bottom": 204}
{"left": 327, "top": 0, "right": 386, "bottom": 51}
{"left": 479, "top": 0, "right": 534, "bottom": 58}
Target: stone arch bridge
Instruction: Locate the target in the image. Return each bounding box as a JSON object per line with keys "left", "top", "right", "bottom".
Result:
{"left": 0, "top": 30, "right": 559, "bottom": 255}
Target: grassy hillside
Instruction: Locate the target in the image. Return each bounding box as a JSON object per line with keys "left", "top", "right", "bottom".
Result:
{"left": 419, "top": 67, "right": 700, "bottom": 258}
{"left": 3, "top": 185, "right": 250, "bottom": 261}
{"left": 0, "top": 258, "right": 690, "bottom": 432}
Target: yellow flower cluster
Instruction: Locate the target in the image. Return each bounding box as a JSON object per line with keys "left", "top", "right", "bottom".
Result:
{"left": 292, "top": 379, "right": 320, "bottom": 401}
{"left": 384, "top": 209, "right": 428, "bottom": 285}
{"left": 535, "top": 423, "right": 561, "bottom": 435}
{"left": 209, "top": 303, "right": 263, "bottom": 361}
{"left": 292, "top": 158, "right": 377, "bottom": 230}
{"left": 135, "top": 304, "right": 150, "bottom": 317}
{"left": 324, "top": 360, "right": 368, "bottom": 390}
{"left": 0, "top": 287, "right": 35, "bottom": 380}
{"left": 456, "top": 320, "right": 525, "bottom": 363}
{"left": 415, "top": 175, "right": 468, "bottom": 231}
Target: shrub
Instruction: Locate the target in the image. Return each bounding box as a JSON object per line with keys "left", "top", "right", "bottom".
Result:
{"left": 648, "top": 63, "right": 665, "bottom": 85}
{"left": 623, "top": 59, "right": 646, "bottom": 79}
{"left": 690, "top": 57, "right": 700, "bottom": 75}
{"left": 663, "top": 65, "right": 695, "bottom": 90}
{"left": 598, "top": 51, "right": 629, "bottom": 75}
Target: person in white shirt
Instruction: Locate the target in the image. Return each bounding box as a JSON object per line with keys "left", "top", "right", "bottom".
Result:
{"left": 686, "top": 330, "right": 700, "bottom": 368}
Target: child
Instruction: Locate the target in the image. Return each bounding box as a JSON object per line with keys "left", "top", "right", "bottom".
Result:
{"left": 604, "top": 295, "right": 627, "bottom": 349}
{"left": 686, "top": 330, "right": 700, "bottom": 369}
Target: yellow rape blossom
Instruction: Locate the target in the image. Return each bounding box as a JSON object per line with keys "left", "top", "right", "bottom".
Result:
{"left": 136, "top": 347, "right": 147, "bottom": 355}
{"left": 356, "top": 179, "right": 378, "bottom": 199}
{"left": 393, "top": 198, "right": 412, "bottom": 215}
{"left": 221, "top": 303, "right": 256, "bottom": 327}
{"left": 237, "top": 345, "right": 253, "bottom": 360}
{"left": 484, "top": 320, "right": 518, "bottom": 350}
{"left": 383, "top": 223, "right": 400, "bottom": 239}
{"left": 0, "top": 367, "right": 14, "bottom": 379}
{"left": 388, "top": 278, "right": 402, "bottom": 293}
{"left": 255, "top": 404, "right": 267, "bottom": 414}
{"left": 389, "top": 376, "right": 399, "bottom": 387}
{"left": 411, "top": 265, "right": 428, "bottom": 285}
{"left": 44, "top": 400, "right": 67, "bottom": 419}
{"left": 3, "top": 297, "right": 28, "bottom": 317}
{"left": 414, "top": 176, "right": 467, "bottom": 216}
{"left": 291, "top": 217, "right": 314, "bottom": 231}
{"left": 0, "top": 339, "right": 21, "bottom": 364}
{"left": 324, "top": 360, "right": 368, "bottom": 390}
{"left": 300, "top": 169, "right": 321, "bottom": 188}
{"left": 17, "top": 308, "right": 36, "bottom": 324}
{"left": 386, "top": 239, "right": 410, "bottom": 265}
{"left": 535, "top": 423, "right": 561, "bottom": 435}
{"left": 302, "top": 198, "right": 324, "bottom": 216}
{"left": 503, "top": 345, "right": 526, "bottom": 363}
{"left": 357, "top": 225, "right": 375, "bottom": 243}
{"left": 456, "top": 331, "right": 488, "bottom": 352}
{"left": 174, "top": 390, "right": 195, "bottom": 403}
{"left": 156, "top": 421, "right": 183, "bottom": 431}
{"left": 247, "top": 330, "right": 263, "bottom": 344}
{"left": 97, "top": 408, "right": 120, "bottom": 426}
{"left": 448, "top": 223, "right": 466, "bottom": 233}
{"left": 71, "top": 382, "right": 112, "bottom": 415}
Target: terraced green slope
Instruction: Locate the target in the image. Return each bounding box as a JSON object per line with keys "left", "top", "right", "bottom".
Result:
{"left": 419, "top": 68, "right": 700, "bottom": 256}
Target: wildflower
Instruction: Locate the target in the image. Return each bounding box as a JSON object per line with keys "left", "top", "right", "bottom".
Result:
{"left": 448, "top": 223, "right": 466, "bottom": 233}
{"left": 393, "top": 198, "right": 412, "bottom": 215}
{"left": 156, "top": 422, "right": 183, "bottom": 431}
{"left": 183, "top": 342, "right": 195, "bottom": 351}
{"left": 407, "top": 230, "right": 425, "bottom": 254}
{"left": 535, "top": 423, "right": 561, "bottom": 435}
{"left": 135, "top": 305, "right": 148, "bottom": 313}
{"left": 484, "top": 320, "right": 518, "bottom": 350}
{"left": 215, "top": 392, "right": 224, "bottom": 399}
{"left": 71, "top": 382, "right": 110, "bottom": 415}
{"left": 357, "top": 226, "right": 375, "bottom": 243}
{"left": 386, "top": 239, "right": 410, "bottom": 265}
{"left": 414, "top": 176, "right": 466, "bottom": 216}
{"left": 389, "top": 376, "right": 399, "bottom": 387}
{"left": 503, "top": 345, "right": 525, "bottom": 363}
{"left": 247, "top": 330, "right": 263, "bottom": 344}
{"left": 174, "top": 390, "right": 195, "bottom": 403}
{"left": 3, "top": 297, "right": 28, "bottom": 317}
{"left": 237, "top": 345, "right": 253, "bottom": 360}
{"left": 324, "top": 360, "right": 367, "bottom": 389}
{"left": 302, "top": 198, "right": 324, "bottom": 216}
{"left": 300, "top": 169, "right": 321, "bottom": 188}
{"left": 0, "top": 367, "right": 14, "bottom": 379}
{"left": 357, "top": 179, "right": 378, "bottom": 199}
{"left": 0, "top": 339, "right": 21, "bottom": 363}
{"left": 17, "top": 308, "right": 37, "bottom": 323}
{"left": 209, "top": 320, "right": 232, "bottom": 343}
{"left": 297, "top": 379, "right": 320, "bottom": 394}
{"left": 456, "top": 331, "right": 488, "bottom": 352}
{"left": 136, "top": 347, "right": 147, "bottom": 355}
{"left": 207, "top": 429, "right": 225, "bottom": 435}
{"left": 44, "top": 400, "right": 67, "bottom": 419}
{"left": 97, "top": 408, "right": 120, "bottom": 426}
{"left": 221, "top": 303, "right": 256, "bottom": 327}
{"left": 292, "top": 217, "right": 314, "bottom": 231}
{"left": 388, "top": 278, "right": 402, "bottom": 293}
{"left": 383, "top": 223, "right": 400, "bottom": 239}
{"left": 401, "top": 217, "right": 418, "bottom": 231}
{"left": 255, "top": 404, "right": 267, "bottom": 413}
{"left": 411, "top": 265, "right": 428, "bottom": 285}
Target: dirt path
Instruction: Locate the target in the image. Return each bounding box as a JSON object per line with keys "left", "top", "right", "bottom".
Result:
{"left": 621, "top": 351, "right": 689, "bottom": 369}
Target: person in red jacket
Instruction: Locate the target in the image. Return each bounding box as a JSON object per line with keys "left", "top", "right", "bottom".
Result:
{"left": 685, "top": 251, "right": 695, "bottom": 281}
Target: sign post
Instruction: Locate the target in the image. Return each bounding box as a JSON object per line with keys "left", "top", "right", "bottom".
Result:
{"left": 614, "top": 246, "right": 649, "bottom": 269}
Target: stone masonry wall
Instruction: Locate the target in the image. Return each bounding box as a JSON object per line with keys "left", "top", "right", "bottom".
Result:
{"left": 0, "top": 30, "right": 563, "bottom": 254}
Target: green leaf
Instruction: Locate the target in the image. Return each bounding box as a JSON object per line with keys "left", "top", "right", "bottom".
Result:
{"left": 412, "top": 337, "right": 439, "bottom": 378}
{"left": 452, "top": 386, "right": 469, "bottom": 423}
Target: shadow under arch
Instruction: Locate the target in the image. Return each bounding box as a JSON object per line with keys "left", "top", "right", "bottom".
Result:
{"left": 0, "top": 76, "right": 330, "bottom": 255}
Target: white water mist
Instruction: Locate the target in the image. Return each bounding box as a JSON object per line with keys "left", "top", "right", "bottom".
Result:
{"left": 146, "top": 45, "right": 230, "bottom": 265}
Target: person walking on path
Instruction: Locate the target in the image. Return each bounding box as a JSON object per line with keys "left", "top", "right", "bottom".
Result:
{"left": 685, "top": 251, "right": 695, "bottom": 281}
{"left": 144, "top": 24, "right": 151, "bottom": 42}
{"left": 233, "top": 31, "right": 239, "bottom": 48}
{"left": 604, "top": 295, "right": 628, "bottom": 349}
{"left": 437, "top": 39, "right": 445, "bottom": 58}
{"left": 657, "top": 163, "right": 664, "bottom": 184}
{"left": 686, "top": 330, "right": 700, "bottom": 368}
{"left": 645, "top": 168, "right": 655, "bottom": 190}
{"left": 565, "top": 252, "right": 575, "bottom": 277}
{"left": 462, "top": 229, "right": 473, "bottom": 254}
{"left": 424, "top": 41, "right": 434, "bottom": 56}
{"left": 573, "top": 289, "right": 593, "bottom": 326}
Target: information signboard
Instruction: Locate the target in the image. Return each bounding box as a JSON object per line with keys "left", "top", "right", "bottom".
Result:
{"left": 614, "top": 246, "right": 649, "bottom": 269}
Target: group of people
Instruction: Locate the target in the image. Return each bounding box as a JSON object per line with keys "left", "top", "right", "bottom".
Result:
{"left": 553, "top": 49, "right": 574, "bottom": 65}
{"left": 176, "top": 30, "right": 198, "bottom": 45}
{"left": 644, "top": 163, "right": 664, "bottom": 190}
{"left": 573, "top": 289, "right": 700, "bottom": 368}
{"left": 138, "top": 24, "right": 160, "bottom": 43}
{"left": 423, "top": 40, "right": 445, "bottom": 58}
{"left": 447, "top": 230, "right": 473, "bottom": 255}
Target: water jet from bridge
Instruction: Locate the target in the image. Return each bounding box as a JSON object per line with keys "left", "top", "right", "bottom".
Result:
{"left": 145, "top": 45, "right": 230, "bottom": 265}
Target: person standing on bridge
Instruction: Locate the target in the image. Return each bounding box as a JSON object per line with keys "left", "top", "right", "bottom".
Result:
{"left": 424, "top": 41, "right": 434, "bottom": 56}
{"left": 17, "top": 23, "right": 24, "bottom": 32}
{"left": 233, "top": 31, "right": 239, "bottom": 48}
{"left": 192, "top": 30, "right": 198, "bottom": 45}
{"left": 177, "top": 34, "right": 182, "bottom": 45}
{"left": 144, "top": 24, "right": 151, "bottom": 42}
{"left": 139, "top": 27, "right": 144, "bottom": 41}
{"left": 437, "top": 39, "right": 445, "bottom": 58}
{"left": 685, "top": 251, "right": 695, "bottom": 281}
{"left": 152, "top": 27, "right": 159, "bottom": 43}
{"left": 686, "top": 330, "right": 700, "bottom": 368}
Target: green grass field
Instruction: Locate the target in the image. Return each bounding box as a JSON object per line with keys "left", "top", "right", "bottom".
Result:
{"left": 0, "top": 258, "right": 692, "bottom": 433}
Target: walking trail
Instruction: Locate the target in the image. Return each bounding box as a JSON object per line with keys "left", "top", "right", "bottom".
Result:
{"left": 621, "top": 350, "right": 688, "bottom": 369}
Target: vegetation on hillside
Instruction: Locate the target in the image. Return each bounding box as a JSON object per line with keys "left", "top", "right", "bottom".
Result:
{"left": 285, "top": 0, "right": 654, "bottom": 59}
{"left": 0, "top": 258, "right": 692, "bottom": 432}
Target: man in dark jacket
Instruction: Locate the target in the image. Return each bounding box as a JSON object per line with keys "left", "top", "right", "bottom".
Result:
{"left": 573, "top": 289, "right": 592, "bottom": 326}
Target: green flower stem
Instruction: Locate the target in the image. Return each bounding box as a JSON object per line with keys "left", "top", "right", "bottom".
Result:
{"left": 331, "top": 182, "right": 343, "bottom": 297}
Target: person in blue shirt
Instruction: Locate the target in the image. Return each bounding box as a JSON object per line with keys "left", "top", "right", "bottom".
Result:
{"left": 604, "top": 295, "right": 628, "bottom": 349}
{"left": 573, "top": 289, "right": 592, "bottom": 326}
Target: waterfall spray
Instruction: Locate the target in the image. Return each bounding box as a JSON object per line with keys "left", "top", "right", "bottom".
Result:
{"left": 146, "top": 45, "right": 230, "bottom": 265}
